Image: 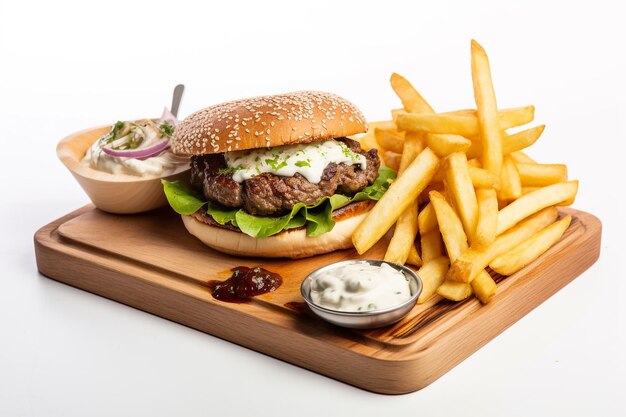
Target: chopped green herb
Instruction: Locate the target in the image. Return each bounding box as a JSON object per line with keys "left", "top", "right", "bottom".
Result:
{"left": 218, "top": 167, "right": 236, "bottom": 175}
{"left": 98, "top": 121, "right": 126, "bottom": 146}
{"left": 295, "top": 160, "right": 311, "bottom": 167}
{"left": 112, "top": 121, "right": 125, "bottom": 136}
{"left": 218, "top": 166, "right": 243, "bottom": 175}
{"left": 159, "top": 122, "right": 175, "bottom": 138}
{"left": 368, "top": 303, "right": 377, "bottom": 311}
{"left": 265, "top": 157, "right": 287, "bottom": 171}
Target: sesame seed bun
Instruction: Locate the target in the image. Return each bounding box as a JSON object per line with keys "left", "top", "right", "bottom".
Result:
{"left": 181, "top": 200, "right": 373, "bottom": 259}
{"left": 171, "top": 91, "right": 367, "bottom": 155}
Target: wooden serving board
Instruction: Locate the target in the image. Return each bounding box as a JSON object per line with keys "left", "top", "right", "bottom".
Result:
{"left": 34, "top": 206, "right": 601, "bottom": 394}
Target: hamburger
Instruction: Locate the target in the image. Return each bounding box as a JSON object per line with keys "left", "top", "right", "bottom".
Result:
{"left": 162, "top": 91, "right": 394, "bottom": 258}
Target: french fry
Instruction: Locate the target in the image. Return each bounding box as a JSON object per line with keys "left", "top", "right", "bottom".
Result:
{"left": 420, "top": 230, "right": 444, "bottom": 261}
{"left": 499, "top": 107, "right": 538, "bottom": 128}
{"left": 353, "top": 148, "right": 440, "bottom": 254}
{"left": 417, "top": 257, "right": 450, "bottom": 304}
{"left": 384, "top": 203, "right": 418, "bottom": 265}
{"left": 498, "top": 156, "right": 522, "bottom": 201}
{"left": 508, "top": 150, "right": 536, "bottom": 164}
{"left": 418, "top": 202, "right": 438, "bottom": 234}
{"left": 490, "top": 215, "right": 571, "bottom": 275}
{"left": 390, "top": 73, "right": 434, "bottom": 113}
{"left": 437, "top": 280, "right": 473, "bottom": 301}
{"left": 447, "top": 206, "right": 558, "bottom": 282}
{"left": 426, "top": 133, "right": 472, "bottom": 157}
{"left": 471, "top": 270, "right": 498, "bottom": 304}
{"left": 429, "top": 191, "right": 468, "bottom": 260}
{"left": 383, "top": 151, "right": 402, "bottom": 171}
{"left": 428, "top": 191, "right": 473, "bottom": 301}
{"left": 471, "top": 39, "right": 502, "bottom": 177}
{"left": 375, "top": 128, "right": 404, "bottom": 153}
{"left": 466, "top": 125, "right": 545, "bottom": 158}
{"left": 367, "top": 120, "right": 397, "bottom": 131}
{"left": 502, "top": 125, "right": 545, "bottom": 153}
{"left": 396, "top": 106, "right": 534, "bottom": 137}
{"left": 559, "top": 195, "right": 576, "bottom": 207}
{"left": 468, "top": 158, "right": 482, "bottom": 168}
{"left": 397, "top": 132, "right": 425, "bottom": 173}
{"left": 441, "top": 188, "right": 459, "bottom": 218}
{"left": 406, "top": 244, "right": 422, "bottom": 267}
{"left": 350, "top": 130, "right": 378, "bottom": 152}
{"left": 445, "top": 153, "right": 479, "bottom": 243}
{"left": 496, "top": 181, "right": 578, "bottom": 235}
{"left": 418, "top": 182, "right": 445, "bottom": 206}
{"left": 391, "top": 108, "right": 406, "bottom": 121}
{"left": 440, "top": 105, "right": 535, "bottom": 122}
{"left": 465, "top": 141, "right": 482, "bottom": 159}
{"left": 521, "top": 186, "right": 540, "bottom": 195}
{"left": 469, "top": 166, "right": 500, "bottom": 189}
{"left": 439, "top": 108, "right": 476, "bottom": 116}
{"left": 475, "top": 188, "right": 498, "bottom": 248}
{"left": 385, "top": 132, "right": 425, "bottom": 265}
{"left": 433, "top": 165, "right": 500, "bottom": 189}
{"left": 516, "top": 163, "right": 568, "bottom": 187}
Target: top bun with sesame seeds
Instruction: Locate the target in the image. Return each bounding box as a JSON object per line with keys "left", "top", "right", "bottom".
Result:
{"left": 171, "top": 91, "right": 367, "bottom": 155}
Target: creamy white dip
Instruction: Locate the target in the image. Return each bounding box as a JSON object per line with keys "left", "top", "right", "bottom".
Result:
{"left": 81, "top": 117, "right": 188, "bottom": 177}
{"left": 309, "top": 262, "right": 412, "bottom": 312}
{"left": 224, "top": 140, "right": 366, "bottom": 184}
{"left": 82, "top": 144, "right": 188, "bottom": 177}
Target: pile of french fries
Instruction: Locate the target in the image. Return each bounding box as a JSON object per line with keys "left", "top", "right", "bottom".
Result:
{"left": 352, "top": 40, "right": 578, "bottom": 305}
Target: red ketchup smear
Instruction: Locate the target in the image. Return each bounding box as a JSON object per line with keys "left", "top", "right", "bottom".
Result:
{"left": 207, "top": 266, "right": 282, "bottom": 303}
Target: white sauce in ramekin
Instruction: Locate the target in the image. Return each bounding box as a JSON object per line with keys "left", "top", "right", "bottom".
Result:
{"left": 309, "top": 262, "right": 411, "bottom": 312}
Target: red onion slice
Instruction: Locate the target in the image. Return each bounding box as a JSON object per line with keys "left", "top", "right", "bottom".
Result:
{"left": 103, "top": 138, "right": 170, "bottom": 160}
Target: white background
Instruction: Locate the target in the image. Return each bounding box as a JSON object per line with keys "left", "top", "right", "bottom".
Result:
{"left": 1, "top": 1, "right": 624, "bottom": 416}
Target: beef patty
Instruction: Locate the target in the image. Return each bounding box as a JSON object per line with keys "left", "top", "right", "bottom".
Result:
{"left": 190, "top": 138, "right": 380, "bottom": 216}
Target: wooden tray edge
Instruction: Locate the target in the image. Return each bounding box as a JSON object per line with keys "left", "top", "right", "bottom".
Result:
{"left": 33, "top": 207, "right": 602, "bottom": 394}
{"left": 404, "top": 208, "right": 602, "bottom": 389}
{"left": 33, "top": 209, "right": 408, "bottom": 393}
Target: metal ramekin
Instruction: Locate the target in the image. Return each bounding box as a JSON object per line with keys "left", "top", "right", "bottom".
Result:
{"left": 300, "top": 259, "right": 422, "bottom": 329}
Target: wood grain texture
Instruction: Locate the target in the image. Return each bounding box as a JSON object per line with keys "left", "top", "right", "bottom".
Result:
{"left": 34, "top": 206, "right": 601, "bottom": 394}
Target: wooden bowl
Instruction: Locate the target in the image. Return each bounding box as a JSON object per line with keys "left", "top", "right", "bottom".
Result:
{"left": 57, "top": 125, "right": 190, "bottom": 214}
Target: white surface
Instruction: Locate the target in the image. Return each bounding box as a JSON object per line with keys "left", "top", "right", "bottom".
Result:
{"left": 0, "top": 1, "right": 623, "bottom": 416}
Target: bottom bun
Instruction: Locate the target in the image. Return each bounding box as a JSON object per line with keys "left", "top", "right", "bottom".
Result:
{"left": 181, "top": 202, "right": 372, "bottom": 259}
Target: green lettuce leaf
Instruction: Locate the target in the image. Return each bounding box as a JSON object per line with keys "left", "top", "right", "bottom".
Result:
{"left": 162, "top": 167, "right": 395, "bottom": 238}
{"left": 161, "top": 180, "right": 205, "bottom": 215}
